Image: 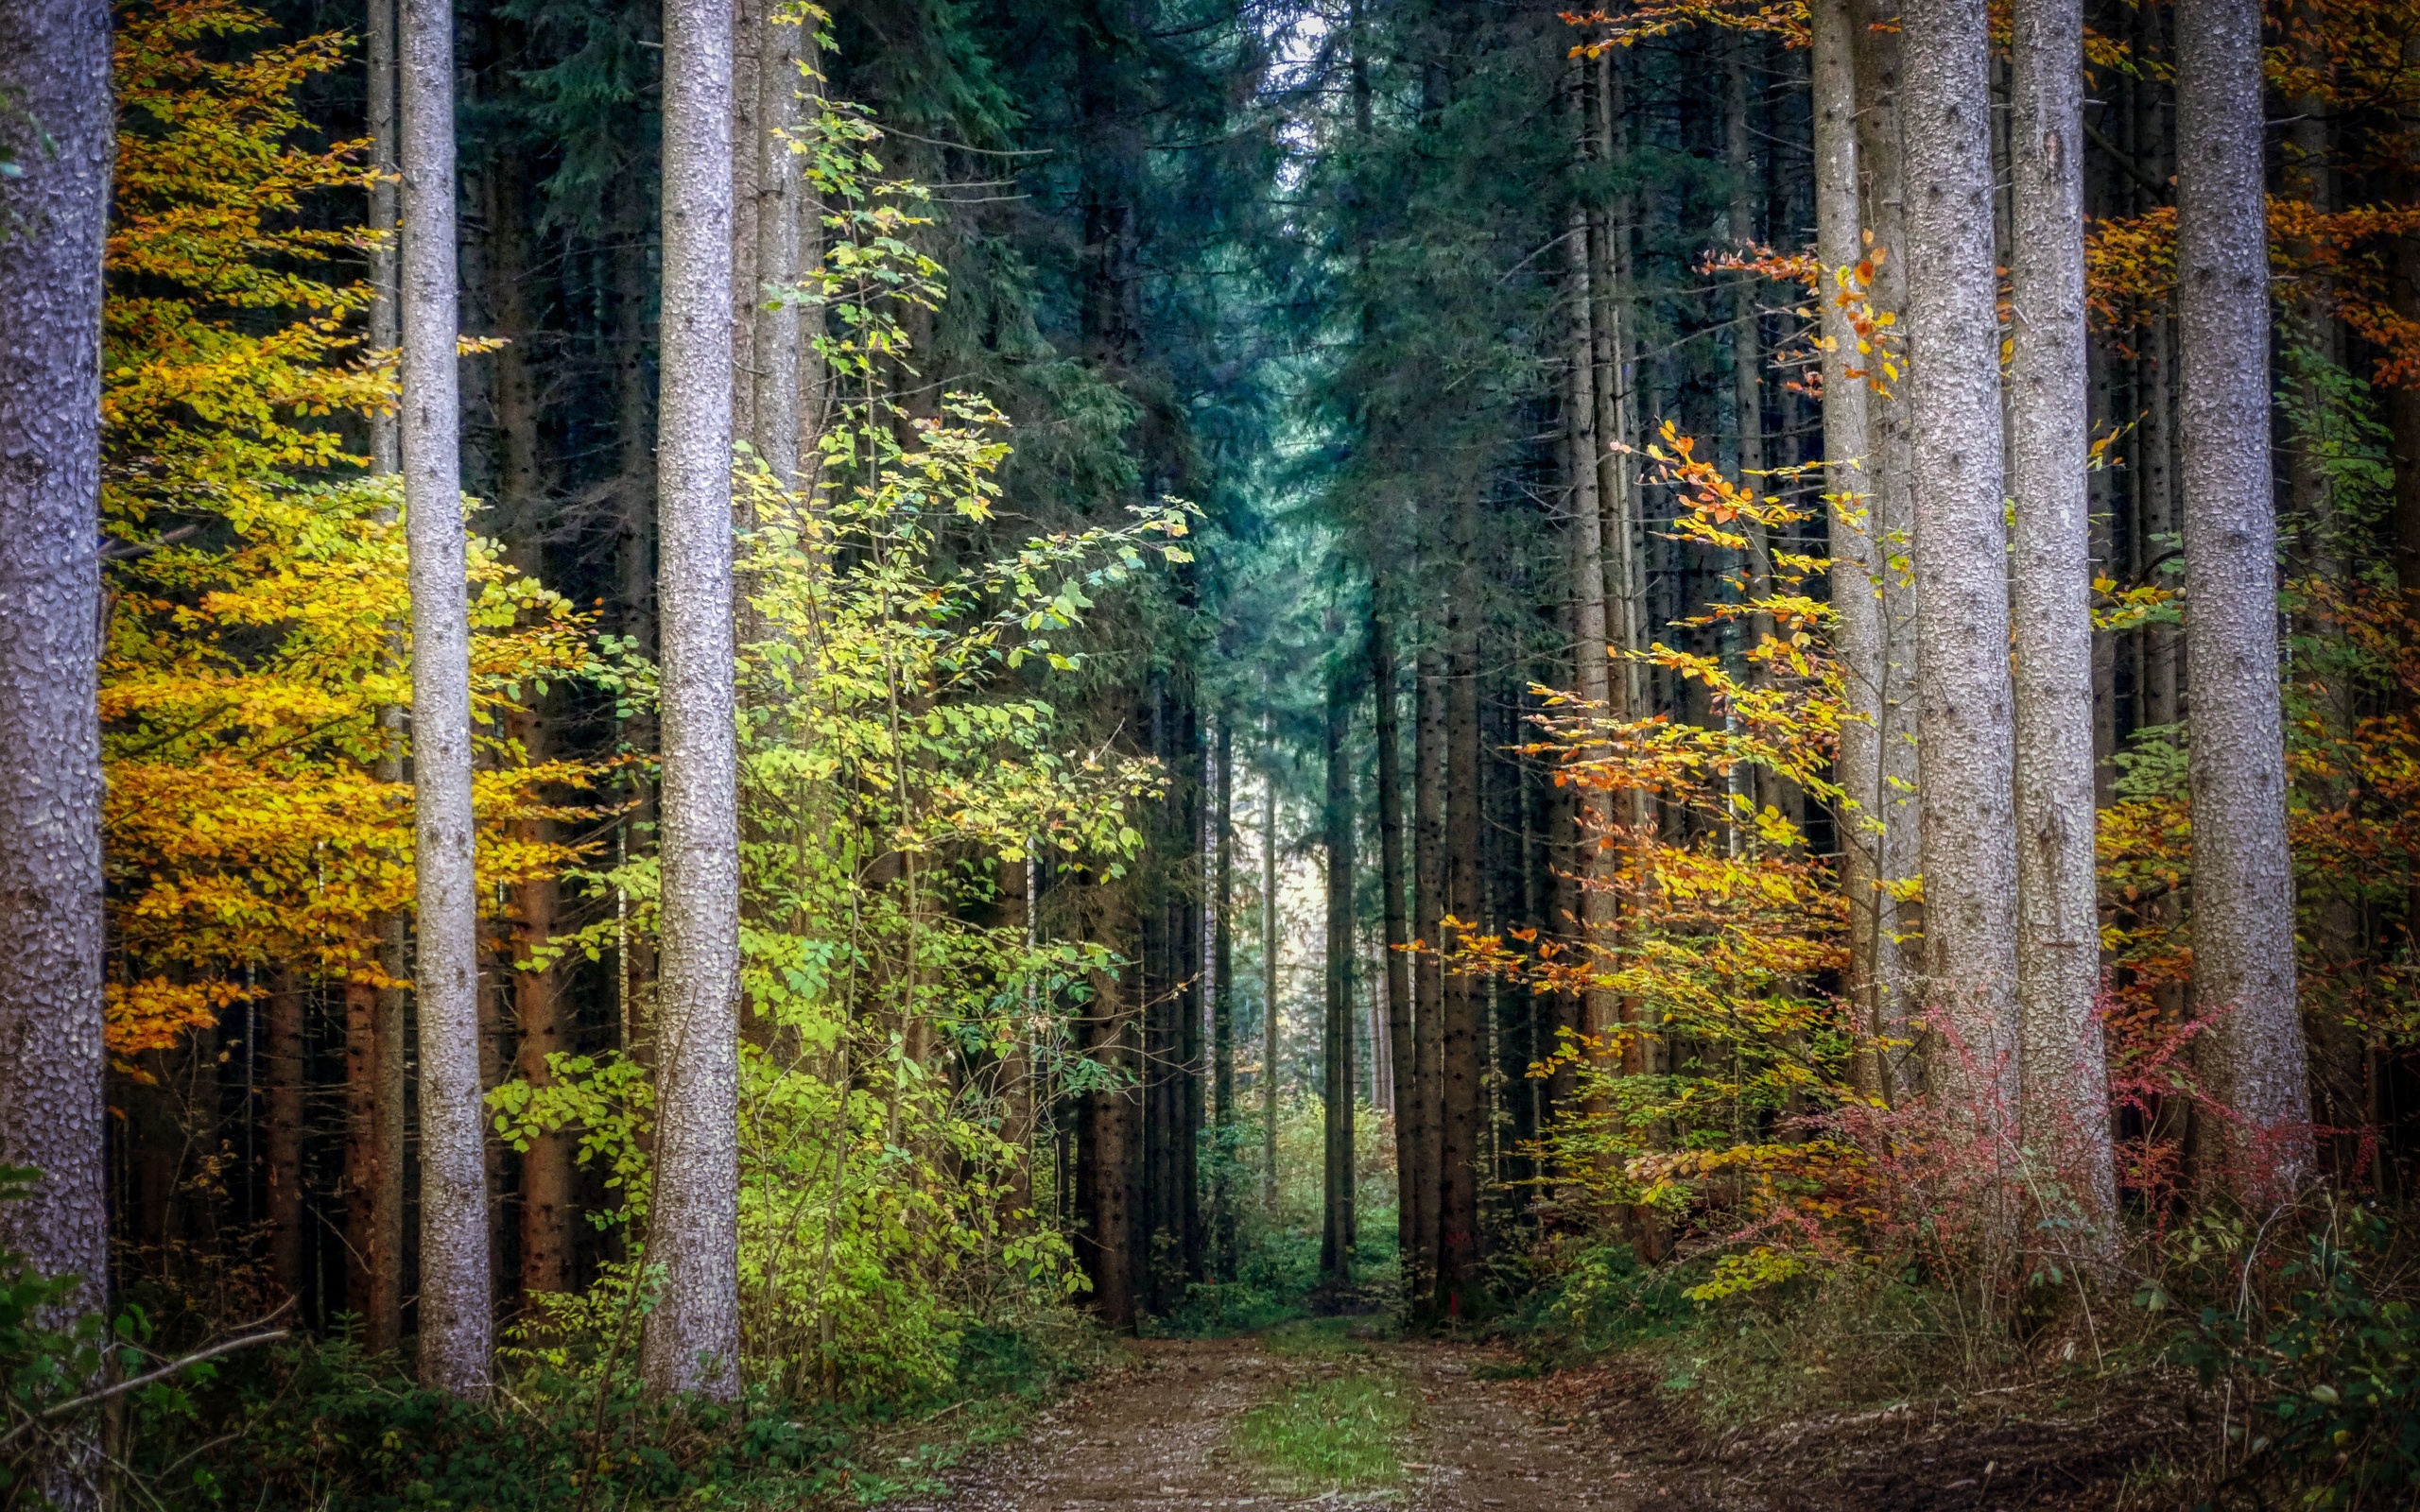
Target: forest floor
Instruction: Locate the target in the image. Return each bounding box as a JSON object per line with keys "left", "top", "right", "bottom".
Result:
{"left": 885, "top": 1320, "right": 2202, "bottom": 1511}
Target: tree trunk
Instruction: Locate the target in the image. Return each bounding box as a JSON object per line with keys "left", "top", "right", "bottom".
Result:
{"left": 510, "top": 708, "right": 575, "bottom": 1302}
{"left": 752, "top": 0, "right": 807, "bottom": 487}
{"left": 1852, "top": 0, "right": 1925, "bottom": 1099}
{"left": 1212, "top": 721, "right": 1236, "bottom": 1276}
{"left": 2008, "top": 0, "right": 2118, "bottom": 1254}
{"left": 1562, "top": 180, "right": 1620, "bottom": 1084}
{"left": 1435, "top": 602, "right": 1485, "bottom": 1315}
{"left": 1900, "top": 0, "right": 2022, "bottom": 1126}
{"left": 1260, "top": 730, "right": 1281, "bottom": 1220}
{"left": 1728, "top": 35, "right": 1774, "bottom": 720}
{"left": 1812, "top": 0, "right": 1889, "bottom": 1099}
{"left": 643, "top": 0, "right": 744, "bottom": 1400}
{"left": 368, "top": 0, "right": 400, "bottom": 474}
{"left": 1371, "top": 610, "right": 1418, "bottom": 1268}
{"left": 1409, "top": 644, "right": 1446, "bottom": 1282}
{"left": 1321, "top": 659, "right": 1357, "bottom": 1284}
{"left": 1079, "top": 954, "right": 1139, "bottom": 1329}
{"left": 2174, "top": 0, "right": 2313, "bottom": 1198}
{"left": 264, "top": 970, "right": 308, "bottom": 1307}
{"left": 401, "top": 0, "right": 492, "bottom": 1398}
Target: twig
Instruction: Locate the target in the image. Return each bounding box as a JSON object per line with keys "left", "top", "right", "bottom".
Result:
{"left": 0, "top": 1330, "right": 289, "bottom": 1452}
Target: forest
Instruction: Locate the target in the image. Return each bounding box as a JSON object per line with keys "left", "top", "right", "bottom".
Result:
{"left": 1, "top": 0, "right": 2417, "bottom": 1504}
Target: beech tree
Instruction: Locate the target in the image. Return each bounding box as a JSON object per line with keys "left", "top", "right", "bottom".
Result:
{"left": 400, "top": 0, "right": 491, "bottom": 1398}
{"left": 2008, "top": 0, "right": 2118, "bottom": 1243}
{"left": 1898, "top": 0, "right": 2021, "bottom": 1119}
{"left": 2174, "top": 0, "right": 2313, "bottom": 1196}
{"left": 641, "top": 0, "right": 744, "bottom": 1399}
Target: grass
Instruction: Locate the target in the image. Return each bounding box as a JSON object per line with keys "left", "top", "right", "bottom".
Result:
{"left": 1229, "top": 1365, "right": 1414, "bottom": 1494}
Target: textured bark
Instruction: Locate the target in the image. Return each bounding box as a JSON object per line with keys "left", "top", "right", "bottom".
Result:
{"left": 1563, "top": 192, "right": 1620, "bottom": 1067}
{"left": 1370, "top": 611, "right": 1419, "bottom": 1267}
{"left": 0, "top": 2, "right": 112, "bottom": 1405}
{"left": 2008, "top": 0, "right": 2118, "bottom": 1246}
{"left": 1409, "top": 645, "right": 1446, "bottom": 1280}
{"left": 2174, "top": 0, "right": 2313, "bottom": 1196}
{"left": 1321, "top": 663, "right": 1357, "bottom": 1283}
{"left": 643, "top": 0, "right": 745, "bottom": 1400}
{"left": 751, "top": 0, "right": 807, "bottom": 487}
{"left": 367, "top": 0, "right": 400, "bottom": 473}
{"left": 1079, "top": 954, "right": 1139, "bottom": 1329}
{"left": 1899, "top": 0, "right": 2022, "bottom": 1119}
{"left": 401, "top": 0, "right": 492, "bottom": 1398}
{"left": 1435, "top": 608, "right": 1485, "bottom": 1314}
{"left": 1727, "top": 34, "right": 1773, "bottom": 726}
{"left": 264, "top": 971, "right": 308, "bottom": 1305}
{"left": 1259, "top": 734, "right": 1281, "bottom": 1220}
{"left": 511, "top": 709, "right": 575, "bottom": 1302}
{"left": 1852, "top": 0, "right": 1925, "bottom": 1095}
{"left": 1211, "top": 722, "right": 1236, "bottom": 1276}
{"left": 1812, "top": 0, "right": 1888, "bottom": 1098}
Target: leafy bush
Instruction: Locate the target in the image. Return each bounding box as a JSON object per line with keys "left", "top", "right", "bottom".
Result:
{"left": 2178, "top": 1203, "right": 2419, "bottom": 1509}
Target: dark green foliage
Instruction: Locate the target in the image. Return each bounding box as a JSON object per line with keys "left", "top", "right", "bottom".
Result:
{"left": 2179, "top": 1206, "right": 2420, "bottom": 1509}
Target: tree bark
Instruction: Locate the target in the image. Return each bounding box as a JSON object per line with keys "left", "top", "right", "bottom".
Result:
{"left": 643, "top": 0, "right": 744, "bottom": 1400}
{"left": 1371, "top": 610, "right": 1418, "bottom": 1269}
{"left": 752, "top": 0, "right": 807, "bottom": 487}
{"left": 1212, "top": 720, "right": 1236, "bottom": 1276}
{"left": 1852, "top": 0, "right": 1926, "bottom": 1098}
{"left": 0, "top": 0, "right": 112, "bottom": 1351}
{"left": 401, "top": 0, "right": 493, "bottom": 1398}
{"left": 1321, "top": 657, "right": 1357, "bottom": 1284}
{"left": 1562, "top": 179, "right": 1621, "bottom": 1083}
{"left": 2009, "top": 0, "right": 2119, "bottom": 1250}
{"left": 1435, "top": 599, "right": 1485, "bottom": 1314}
{"left": 368, "top": 0, "right": 400, "bottom": 473}
{"left": 264, "top": 970, "right": 308, "bottom": 1307}
{"left": 1900, "top": 0, "right": 2022, "bottom": 1125}
{"left": 1260, "top": 729, "right": 1281, "bottom": 1220}
{"left": 2174, "top": 0, "right": 2313, "bottom": 1198}
{"left": 1812, "top": 0, "right": 1890, "bottom": 1099}
{"left": 1079, "top": 953, "right": 1139, "bottom": 1329}
{"left": 1409, "top": 644, "right": 1446, "bottom": 1283}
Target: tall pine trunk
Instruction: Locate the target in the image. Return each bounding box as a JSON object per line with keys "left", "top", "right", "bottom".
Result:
{"left": 0, "top": 13, "right": 110, "bottom": 1469}
{"left": 1260, "top": 732, "right": 1281, "bottom": 1220}
{"left": 0, "top": 0, "right": 111, "bottom": 1344}
{"left": 643, "top": 0, "right": 744, "bottom": 1400}
{"left": 2008, "top": 0, "right": 2119, "bottom": 1250}
{"left": 1409, "top": 644, "right": 1446, "bottom": 1282}
{"left": 2174, "top": 0, "right": 2313, "bottom": 1197}
{"left": 265, "top": 971, "right": 308, "bottom": 1305}
{"left": 1853, "top": 0, "right": 1925, "bottom": 1097}
{"left": 1321, "top": 661, "right": 1357, "bottom": 1283}
{"left": 1371, "top": 610, "right": 1418, "bottom": 1269}
{"left": 1811, "top": 0, "right": 1889, "bottom": 1098}
{"left": 1899, "top": 0, "right": 2022, "bottom": 1131}
{"left": 1212, "top": 722, "right": 1236, "bottom": 1276}
{"left": 1435, "top": 595, "right": 1486, "bottom": 1314}
{"left": 401, "top": 0, "right": 492, "bottom": 1398}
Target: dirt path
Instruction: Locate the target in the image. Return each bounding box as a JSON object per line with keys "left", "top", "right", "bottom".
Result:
{"left": 899, "top": 1335, "right": 1645, "bottom": 1511}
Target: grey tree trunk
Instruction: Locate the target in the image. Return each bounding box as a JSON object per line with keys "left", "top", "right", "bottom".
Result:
{"left": 0, "top": 8, "right": 111, "bottom": 1505}
{"left": 401, "top": 0, "right": 492, "bottom": 1399}
{"left": 368, "top": 0, "right": 400, "bottom": 473}
{"left": 1852, "top": 0, "right": 1925, "bottom": 1098}
{"left": 2174, "top": 0, "right": 2313, "bottom": 1197}
{"left": 643, "top": 0, "right": 745, "bottom": 1400}
{"left": 1212, "top": 722, "right": 1236, "bottom": 1275}
{"left": 752, "top": 0, "right": 806, "bottom": 487}
{"left": 2008, "top": 0, "right": 2119, "bottom": 1249}
{"left": 1811, "top": 0, "right": 1888, "bottom": 1097}
{"left": 1899, "top": 0, "right": 2022, "bottom": 1120}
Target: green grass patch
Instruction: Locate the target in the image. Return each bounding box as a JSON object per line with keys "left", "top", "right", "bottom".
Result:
{"left": 1230, "top": 1367, "right": 1413, "bottom": 1494}
{"left": 1258, "top": 1315, "right": 1399, "bottom": 1359}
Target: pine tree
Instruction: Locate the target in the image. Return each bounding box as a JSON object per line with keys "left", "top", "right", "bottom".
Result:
{"left": 642, "top": 0, "right": 745, "bottom": 1400}
{"left": 400, "top": 0, "right": 492, "bottom": 1400}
